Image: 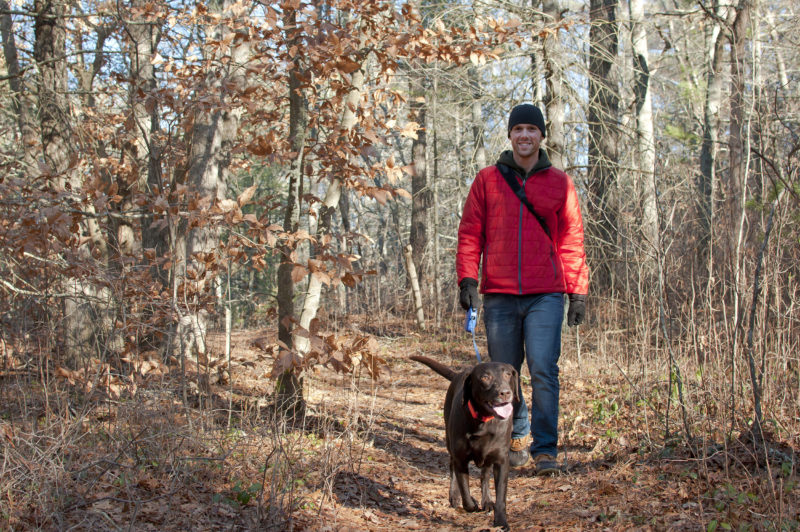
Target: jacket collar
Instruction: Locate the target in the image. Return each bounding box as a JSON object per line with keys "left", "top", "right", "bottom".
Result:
{"left": 497, "top": 149, "right": 552, "bottom": 178}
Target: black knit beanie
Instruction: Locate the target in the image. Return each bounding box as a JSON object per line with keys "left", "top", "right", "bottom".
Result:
{"left": 507, "top": 104, "right": 546, "bottom": 138}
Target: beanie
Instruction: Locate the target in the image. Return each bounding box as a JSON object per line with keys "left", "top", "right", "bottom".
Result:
{"left": 507, "top": 104, "right": 546, "bottom": 138}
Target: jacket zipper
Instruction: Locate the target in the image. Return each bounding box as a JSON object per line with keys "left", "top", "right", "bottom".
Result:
{"left": 515, "top": 168, "right": 558, "bottom": 292}
{"left": 517, "top": 176, "right": 525, "bottom": 295}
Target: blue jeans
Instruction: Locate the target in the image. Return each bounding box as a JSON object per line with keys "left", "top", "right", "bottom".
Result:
{"left": 483, "top": 293, "right": 564, "bottom": 457}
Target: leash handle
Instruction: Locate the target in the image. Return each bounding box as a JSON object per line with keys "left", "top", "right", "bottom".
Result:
{"left": 464, "top": 306, "right": 477, "bottom": 333}
{"left": 464, "top": 307, "right": 481, "bottom": 362}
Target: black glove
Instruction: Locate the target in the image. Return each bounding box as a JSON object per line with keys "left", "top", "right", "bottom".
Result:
{"left": 459, "top": 278, "right": 481, "bottom": 311}
{"left": 567, "top": 294, "right": 586, "bottom": 326}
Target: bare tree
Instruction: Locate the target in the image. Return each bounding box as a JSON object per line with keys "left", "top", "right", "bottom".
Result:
{"left": 587, "top": 0, "right": 620, "bottom": 291}
{"left": 629, "top": 0, "right": 658, "bottom": 252}
{"left": 468, "top": 66, "right": 487, "bottom": 173}
{"left": 1, "top": 0, "right": 38, "bottom": 172}
{"left": 697, "top": 1, "right": 731, "bottom": 283}
{"left": 541, "top": 0, "right": 566, "bottom": 170}
{"left": 725, "top": 0, "right": 753, "bottom": 436}
{"left": 409, "top": 72, "right": 431, "bottom": 289}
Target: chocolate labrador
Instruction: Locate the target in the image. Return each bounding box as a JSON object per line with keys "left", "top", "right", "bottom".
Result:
{"left": 410, "top": 355, "right": 519, "bottom": 530}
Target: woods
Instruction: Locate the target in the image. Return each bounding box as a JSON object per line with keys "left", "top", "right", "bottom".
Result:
{"left": 1, "top": 0, "right": 798, "bottom": 529}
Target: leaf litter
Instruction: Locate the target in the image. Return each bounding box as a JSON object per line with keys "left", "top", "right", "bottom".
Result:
{"left": 1, "top": 319, "right": 797, "bottom": 530}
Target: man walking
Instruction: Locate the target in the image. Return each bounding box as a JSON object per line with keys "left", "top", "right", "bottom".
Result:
{"left": 456, "top": 103, "right": 589, "bottom": 475}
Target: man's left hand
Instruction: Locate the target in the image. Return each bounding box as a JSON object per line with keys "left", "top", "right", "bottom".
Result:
{"left": 567, "top": 294, "right": 586, "bottom": 326}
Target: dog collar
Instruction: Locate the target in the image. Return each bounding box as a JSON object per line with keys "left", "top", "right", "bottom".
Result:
{"left": 467, "top": 400, "right": 494, "bottom": 422}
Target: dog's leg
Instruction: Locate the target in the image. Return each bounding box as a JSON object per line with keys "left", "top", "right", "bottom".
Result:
{"left": 452, "top": 459, "right": 479, "bottom": 512}
{"left": 448, "top": 461, "right": 460, "bottom": 508}
{"left": 491, "top": 461, "right": 510, "bottom": 530}
{"left": 480, "top": 466, "right": 494, "bottom": 512}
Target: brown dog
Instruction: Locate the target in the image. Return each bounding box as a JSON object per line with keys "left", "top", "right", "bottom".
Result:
{"left": 410, "top": 355, "right": 519, "bottom": 530}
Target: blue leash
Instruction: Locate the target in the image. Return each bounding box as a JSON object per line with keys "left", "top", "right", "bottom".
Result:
{"left": 464, "top": 307, "right": 481, "bottom": 362}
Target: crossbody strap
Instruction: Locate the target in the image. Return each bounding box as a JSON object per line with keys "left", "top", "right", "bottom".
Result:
{"left": 496, "top": 163, "right": 552, "bottom": 240}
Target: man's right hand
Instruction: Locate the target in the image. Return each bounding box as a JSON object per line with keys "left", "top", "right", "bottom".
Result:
{"left": 459, "top": 278, "right": 481, "bottom": 310}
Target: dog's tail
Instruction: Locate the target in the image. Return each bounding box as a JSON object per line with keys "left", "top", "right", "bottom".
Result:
{"left": 409, "top": 355, "right": 458, "bottom": 381}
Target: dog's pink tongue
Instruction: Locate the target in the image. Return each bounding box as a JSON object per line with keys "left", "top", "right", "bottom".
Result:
{"left": 493, "top": 403, "right": 513, "bottom": 419}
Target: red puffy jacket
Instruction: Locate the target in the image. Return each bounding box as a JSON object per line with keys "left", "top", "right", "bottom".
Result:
{"left": 457, "top": 150, "right": 589, "bottom": 295}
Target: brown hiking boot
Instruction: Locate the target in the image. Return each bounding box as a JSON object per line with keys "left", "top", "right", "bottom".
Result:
{"left": 509, "top": 435, "right": 531, "bottom": 468}
{"left": 532, "top": 453, "right": 560, "bottom": 476}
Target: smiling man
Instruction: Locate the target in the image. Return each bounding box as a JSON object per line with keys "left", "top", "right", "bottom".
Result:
{"left": 456, "top": 103, "right": 589, "bottom": 476}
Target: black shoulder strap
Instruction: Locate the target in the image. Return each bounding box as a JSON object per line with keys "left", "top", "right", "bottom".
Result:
{"left": 496, "top": 164, "right": 552, "bottom": 240}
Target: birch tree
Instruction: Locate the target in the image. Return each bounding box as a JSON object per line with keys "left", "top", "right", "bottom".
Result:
{"left": 629, "top": 0, "right": 657, "bottom": 251}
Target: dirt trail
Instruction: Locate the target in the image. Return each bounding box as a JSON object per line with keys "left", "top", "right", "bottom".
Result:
{"left": 21, "top": 326, "right": 792, "bottom": 531}
{"left": 264, "top": 327, "right": 795, "bottom": 531}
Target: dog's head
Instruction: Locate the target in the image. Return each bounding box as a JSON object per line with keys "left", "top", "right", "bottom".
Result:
{"left": 463, "top": 362, "right": 519, "bottom": 420}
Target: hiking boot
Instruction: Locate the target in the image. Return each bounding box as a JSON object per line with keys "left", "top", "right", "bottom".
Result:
{"left": 509, "top": 436, "right": 531, "bottom": 468}
{"left": 532, "top": 454, "right": 560, "bottom": 476}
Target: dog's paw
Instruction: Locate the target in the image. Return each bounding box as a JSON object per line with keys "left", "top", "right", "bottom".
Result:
{"left": 491, "top": 516, "right": 509, "bottom": 531}
{"left": 464, "top": 496, "right": 480, "bottom": 512}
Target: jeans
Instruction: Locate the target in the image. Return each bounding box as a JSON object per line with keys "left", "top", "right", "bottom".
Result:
{"left": 483, "top": 292, "right": 564, "bottom": 457}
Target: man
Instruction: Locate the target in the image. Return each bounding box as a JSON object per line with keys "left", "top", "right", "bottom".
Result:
{"left": 456, "top": 103, "right": 589, "bottom": 475}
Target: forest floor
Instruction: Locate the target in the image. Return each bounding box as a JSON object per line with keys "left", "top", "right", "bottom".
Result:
{"left": 2, "top": 316, "right": 798, "bottom": 531}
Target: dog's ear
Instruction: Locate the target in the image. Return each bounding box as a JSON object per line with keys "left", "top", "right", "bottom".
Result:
{"left": 462, "top": 373, "right": 473, "bottom": 408}
{"left": 510, "top": 368, "right": 521, "bottom": 404}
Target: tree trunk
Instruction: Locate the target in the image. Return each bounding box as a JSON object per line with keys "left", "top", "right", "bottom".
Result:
{"left": 403, "top": 245, "right": 425, "bottom": 329}
{"left": 275, "top": 7, "right": 309, "bottom": 417}
{"left": 727, "top": 0, "right": 750, "bottom": 228}
{"left": 697, "top": 5, "right": 727, "bottom": 280}
{"left": 1, "top": 0, "right": 38, "bottom": 172}
{"left": 468, "top": 67, "right": 487, "bottom": 172}
{"left": 409, "top": 73, "right": 431, "bottom": 289}
{"left": 629, "top": 0, "right": 658, "bottom": 251}
{"left": 35, "top": 0, "right": 90, "bottom": 366}
{"left": 587, "top": 0, "right": 620, "bottom": 291}
{"left": 180, "top": 0, "right": 250, "bottom": 360}
{"left": 73, "top": 24, "right": 111, "bottom": 267}
{"left": 122, "top": 0, "right": 166, "bottom": 283}
{"left": 541, "top": 0, "right": 566, "bottom": 170}
{"left": 726, "top": 0, "right": 752, "bottom": 437}
{"left": 294, "top": 67, "right": 365, "bottom": 355}
{"left": 277, "top": 7, "right": 308, "bottom": 352}
{"left": 35, "top": 0, "right": 70, "bottom": 187}
{"left": 431, "top": 78, "right": 442, "bottom": 324}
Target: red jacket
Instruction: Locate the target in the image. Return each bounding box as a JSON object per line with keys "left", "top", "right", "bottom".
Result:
{"left": 457, "top": 150, "right": 589, "bottom": 295}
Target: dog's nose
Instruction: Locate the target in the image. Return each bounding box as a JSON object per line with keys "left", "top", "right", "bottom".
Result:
{"left": 498, "top": 389, "right": 513, "bottom": 403}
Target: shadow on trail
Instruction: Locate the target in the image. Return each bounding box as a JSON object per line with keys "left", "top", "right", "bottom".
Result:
{"left": 332, "top": 471, "right": 459, "bottom": 528}
{"left": 370, "top": 419, "right": 449, "bottom": 476}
